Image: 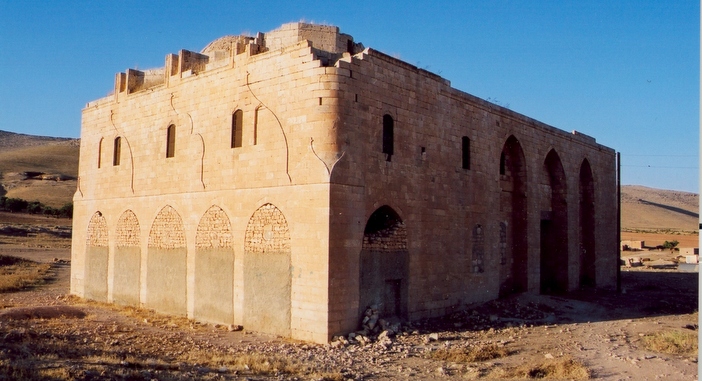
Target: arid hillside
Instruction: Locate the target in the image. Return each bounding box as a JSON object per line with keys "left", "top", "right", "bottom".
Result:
{"left": 620, "top": 185, "right": 698, "bottom": 232}
{"left": 0, "top": 131, "right": 79, "bottom": 208}
{"left": 0, "top": 130, "right": 698, "bottom": 232}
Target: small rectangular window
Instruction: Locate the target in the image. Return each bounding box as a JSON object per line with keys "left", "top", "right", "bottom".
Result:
{"left": 231, "top": 110, "right": 243, "bottom": 148}
{"left": 382, "top": 114, "right": 394, "bottom": 161}
{"left": 97, "top": 138, "right": 103, "bottom": 168}
{"left": 166, "top": 125, "right": 176, "bottom": 158}
{"left": 113, "top": 137, "right": 121, "bottom": 166}
{"left": 500, "top": 152, "right": 506, "bottom": 175}
{"left": 462, "top": 136, "right": 470, "bottom": 170}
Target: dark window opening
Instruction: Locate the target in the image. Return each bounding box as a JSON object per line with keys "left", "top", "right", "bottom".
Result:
{"left": 319, "top": 97, "right": 323, "bottom": 105}
{"left": 97, "top": 138, "right": 103, "bottom": 168}
{"left": 462, "top": 136, "right": 470, "bottom": 169}
{"left": 355, "top": 94, "right": 358, "bottom": 102}
{"left": 166, "top": 124, "right": 176, "bottom": 158}
{"left": 347, "top": 39, "right": 354, "bottom": 54}
{"left": 113, "top": 137, "right": 121, "bottom": 166}
{"left": 499, "top": 151, "right": 506, "bottom": 175}
{"left": 382, "top": 114, "right": 394, "bottom": 161}
{"left": 231, "top": 110, "right": 243, "bottom": 148}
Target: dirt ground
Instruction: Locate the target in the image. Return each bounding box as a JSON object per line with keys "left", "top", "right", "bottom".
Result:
{"left": 0, "top": 237, "right": 698, "bottom": 380}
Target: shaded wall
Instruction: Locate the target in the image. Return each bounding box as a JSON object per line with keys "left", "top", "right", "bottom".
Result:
{"left": 359, "top": 206, "right": 409, "bottom": 319}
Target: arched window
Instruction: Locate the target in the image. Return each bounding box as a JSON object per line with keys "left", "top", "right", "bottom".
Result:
{"left": 97, "top": 138, "right": 103, "bottom": 168}
{"left": 462, "top": 136, "right": 470, "bottom": 169}
{"left": 166, "top": 124, "right": 176, "bottom": 158}
{"left": 231, "top": 110, "right": 243, "bottom": 148}
{"left": 382, "top": 114, "right": 394, "bottom": 161}
{"left": 113, "top": 137, "right": 121, "bottom": 166}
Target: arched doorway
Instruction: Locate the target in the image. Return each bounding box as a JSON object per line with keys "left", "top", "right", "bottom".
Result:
{"left": 146, "top": 205, "right": 187, "bottom": 316}
{"left": 194, "top": 205, "right": 235, "bottom": 324}
{"left": 114, "top": 210, "right": 141, "bottom": 306}
{"left": 359, "top": 206, "right": 409, "bottom": 319}
{"left": 498, "top": 136, "right": 528, "bottom": 296}
{"left": 541, "top": 150, "right": 569, "bottom": 294}
{"left": 579, "top": 159, "right": 596, "bottom": 287}
{"left": 85, "top": 211, "right": 109, "bottom": 302}
{"left": 243, "top": 204, "right": 291, "bottom": 336}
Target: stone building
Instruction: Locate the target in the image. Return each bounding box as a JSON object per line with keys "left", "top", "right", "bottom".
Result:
{"left": 71, "top": 22, "right": 618, "bottom": 343}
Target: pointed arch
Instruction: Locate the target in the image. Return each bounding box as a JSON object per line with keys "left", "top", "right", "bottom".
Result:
{"left": 85, "top": 211, "right": 109, "bottom": 302}
{"left": 244, "top": 203, "right": 291, "bottom": 336}
{"left": 498, "top": 135, "right": 528, "bottom": 296}
{"left": 541, "top": 149, "right": 569, "bottom": 294}
{"left": 579, "top": 159, "right": 596, "bottom": 287}
{"left": 113, "top": 210, "right": 141, "bottom": 306}
{"left": 360, "top": 205, "right": 409, "bottom": 319}
{"left": 194, "top": 206, "right": 235, "bottom": 324}
{"left": 146, "top": 205, "right": 186, "bottom": 316}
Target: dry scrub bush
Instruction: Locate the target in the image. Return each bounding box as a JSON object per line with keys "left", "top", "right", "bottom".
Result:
{"left": 0, "top": 255, "right": 53, "bottom": 292}
{"left": 496, "top": 357, "right": 590, "bottom": 380}
{"left": 642, "top": 330, "right": 698, "bottom": 355}
{"left": 429, "top": 343, "right": 511, "bottom": 363}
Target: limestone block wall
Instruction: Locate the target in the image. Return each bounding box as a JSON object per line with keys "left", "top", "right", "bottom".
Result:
{"left": 327, "top": 47, "right": 617, "bottom": 335}
{"left": 73, "top": 25, "right": 340, "bottom": 343}
{"left": 73, "top": 22, "right": 617, "bottom": 343}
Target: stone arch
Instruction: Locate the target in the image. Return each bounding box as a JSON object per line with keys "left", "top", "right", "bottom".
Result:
{"left": 146, "top": 205, "right": 187, "bottom": 316}
{"left": 113, "top": 210, "right": 141, "bottom": 306}
{"left": 541, "top": 149, "right": 569, "bottom": 294}
{"left": 579, "top": 159, "right": 596, "bottom": 287}
{"left": 85, "top": 211, "right": 109, "bottom": 302}
{"left": 243, "top": 203, "right": 291, "bottom": 336}
{"left": 359, "top": 205, "right": 409, "bottom": 320}
{"left": 194, "top": 205, "right": 235, "bottom": 324}
{"left": 498, "top": 136, "right": 528, "bottom": 296}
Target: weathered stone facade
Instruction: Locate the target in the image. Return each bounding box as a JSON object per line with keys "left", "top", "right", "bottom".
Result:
{"left": 72, "top": 22, "right": 617, "bottom": 343}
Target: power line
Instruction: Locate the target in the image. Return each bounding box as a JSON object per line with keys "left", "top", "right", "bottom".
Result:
{"left": 622, "top": 165, "right": 698, "bottom": 169}
{"left": 623, "top": 154, "right": 697, "bottom": 157}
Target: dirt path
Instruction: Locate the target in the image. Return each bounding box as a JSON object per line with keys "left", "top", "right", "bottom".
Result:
{"left": 0, "top": 247, "right": 698, "bottom": 380}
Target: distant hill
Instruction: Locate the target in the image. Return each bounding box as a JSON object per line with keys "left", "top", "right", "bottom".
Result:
{"left": 0, "top": 130, "right": 79, "bottom": 208}
{"left": 0, "top": 130, "right": 77, "bottom": 150}
{"left": 621, "top": 185, "right": 698, "bottom": 232}
{"left": 0, "top": 130, "right": 698, "bottom": 230}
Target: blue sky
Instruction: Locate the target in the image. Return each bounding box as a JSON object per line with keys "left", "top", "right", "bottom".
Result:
{"left": 0, "top": 1, "right": 698, "bottom": 192}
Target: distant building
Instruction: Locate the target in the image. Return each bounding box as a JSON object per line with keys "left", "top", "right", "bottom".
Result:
{"left": 621, "top": 240, "right": 645, "bottom": 251}
{"left": 71, "top": 23, "right": 618, "bottom": 343}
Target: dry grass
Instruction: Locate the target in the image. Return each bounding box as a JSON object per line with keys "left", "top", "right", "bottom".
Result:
{"left": 429, "top": 343, "right": 511, "bottom": 363}
{"left": 642, "top": 330, "right": 698, "bottom": 355}
{"left": 0, "top": 255, "right": 53, "bottom": 292}
{"left": 5, "top": 295, "right": 346, "bottom": 380}
{"left": 486, "top": 357, "right": 590, "bottom": 380}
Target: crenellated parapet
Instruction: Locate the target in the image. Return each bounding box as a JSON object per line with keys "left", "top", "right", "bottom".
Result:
{"left": 111, "top": 23, "right": 365, "bottom": 102}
